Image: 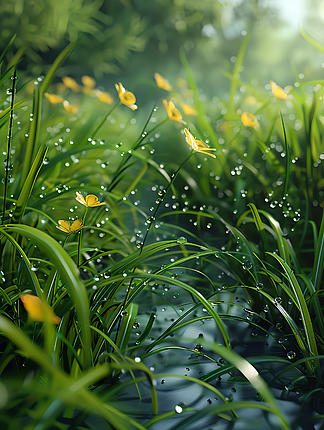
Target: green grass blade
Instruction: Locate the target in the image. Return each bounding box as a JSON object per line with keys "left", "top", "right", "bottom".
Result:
{"left": 280, "top": 112, "right": 290, "bottom": 198}
{"left": 267, "top": 252, "right": 319, "bottom": 371}
{"left": 1, "top": 224, "right": 91, "bottom": 369}
{"left": 39, "top": 40, "right": 78, "bottom": 96}
{"left": 0, "top": 35, "right": 16, "bottom": 65}
{"left": 12, "top": 144, "right": 47, "bottom": 224}
{"left": 247, "top": 203, "right": 269, "bottom": 250}
{"left": 259, "top": 210, "right": 290, "bottom": 263}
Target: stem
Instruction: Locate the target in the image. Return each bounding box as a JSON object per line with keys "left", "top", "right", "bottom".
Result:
{"left": 108, "top": 114, "right": 169, "bottom": 193}
{"left": 140, "top": 150, "right": 193, "bottom": 252}
{"left": 91, "top": 101, "right": 121, "bottom": 140}
{"left": 78, "top": 208, "right": 88, "bottom": 267}
{"left": 2, "top": 69, "right": 17, "bottom": 225}
{"left": 62, "top": 234, "right": 70, "bottom": 249}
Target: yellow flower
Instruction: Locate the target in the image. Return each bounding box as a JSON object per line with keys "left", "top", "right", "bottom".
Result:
{"left": 269, "top": 80, "right": 288, "bottom": 100}
{"left": 115, "top": 82, "right": 137, "bottom": 110}
{"left": 62, "top": 76, "right": 81, "bottom": 92}
{"left": 240, "top": 111, "right": 259, "bottom": 130}
{"left": 181, "top": 103, "right": 198, "bottom": 116}
{"left": 81, "top": 75, "right": 96, "bottom": 89}
{"left": 63, "top": 100, "right": 78, "bottom": 113}
{"left": 184, "top": 128, "right": 216, "bottom": 158}
{"left": 75, "top": 192, "right": 105, "bottom": 208}
{"left": 154, "top": 73, "right": 172, "bottom": 91}
{"left": 162, "top": 100, "right": 186, "bottom": 125}
{"left": 20, "top": 294, "right": 61, "bottom": 324}
{"left": 97, "top": 91, "right": 114, "bottom": 104}
{"left": 44, "top": 92, "right": 64, "bottom": 104}
{"left": 56, "top": 219, "right": 85, "bottom": 234}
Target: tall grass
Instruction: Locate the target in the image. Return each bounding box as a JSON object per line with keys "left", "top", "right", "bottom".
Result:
{"left": 0, "top": 33, "right": 324, "bottom": 430}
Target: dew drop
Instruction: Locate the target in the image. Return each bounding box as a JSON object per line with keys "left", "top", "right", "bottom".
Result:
{"left": 242, "top": 260, "right": 252, "bottom": 270}
{"left": 177, "top": 236, "right": 187, "bottom": 244}
{"left": 287, "top": 350, "right": 296, "bottom": 360}
{"left": 175, "top": 402, "right": 186, "bottom": 413}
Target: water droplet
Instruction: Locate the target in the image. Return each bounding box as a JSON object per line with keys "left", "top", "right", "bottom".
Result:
{"left": 133, "top": 322, "right": 140, "bottom": 329}
{"left": 274, "top": 297, "right": 282, "bottom": 305}
{"left": 175, "top": 402, "right": 186, "bottom": 413}
{"left": 287, "top": 351, "right": 296, "bottom": 360}
{"left": 177, "top": 236, "right": 187, "bottom": 244}
{"left": 242, "top": 260, "right": 252, "bottom": 270}
{"left": 161, "top": 379, "right": 166, "bottom": 385}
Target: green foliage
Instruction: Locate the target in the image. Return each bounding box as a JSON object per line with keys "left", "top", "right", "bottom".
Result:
{"left": 1, "top": 22, "right": 324, "bottom": 429}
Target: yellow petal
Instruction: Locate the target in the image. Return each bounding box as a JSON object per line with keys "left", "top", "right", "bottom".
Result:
{"left": 62, "top": 76, "right": 81, "bottom": 92}
{"left": 75, "top": 191, "right": 87, "bottom": 206}
{"left": 270, "top": 80, "right": 288, "bottom": 100}
{"left": 162, "top": 100, "right": 186, "bottom": 125}
{"left": 63, "top": 100, "right": 78, "bottom": 113}
{"left": 184, "top": 128, "right": 198, "bottom": 150}
{"left": 85, "top": 194, "right": 105, "bottom": 207}
{"left": 56, "top": 220, "right": 71, "bottom": 233}
{"left": 44, "top": 93, "right": 64, "bottom": 104}
{"left": 98, "top": 91, "right": 114, "bottom": 104}
{"left": 196, "top": 140, "right": 216, "bottom": 158}
{"left": 81, "top": 75, "right": 96, "bottom": 88}
{"left": 115, "top": 82, "right": 124, "bottom": 96}
{"left": 115, "top": 82, "right": 137, "bottom": 110}
{"left": 184, "top": 128, "right": 216, "bottom": 157}
{"left": 154, "top": 73, "right": 172, "bottom": 91}
{"left": 181, "top": 103, "right": 198, "bottom": 116}
{"left": 70, "top": 219, "right": 84, "bottom": 232}
{"left": 20, "top": 294, "right": 61, "bottom": 324}
{"left": 241, "top": 112, "right": 259, "bottom": 129}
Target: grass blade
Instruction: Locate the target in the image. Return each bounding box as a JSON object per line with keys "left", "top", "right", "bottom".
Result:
{"left": 1, "top": 224, "right": 91, "bottom": 369}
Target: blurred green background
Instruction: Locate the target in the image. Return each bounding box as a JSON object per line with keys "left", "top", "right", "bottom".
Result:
{"left": 1, "top": 0, "right": 323, "bottom": 91}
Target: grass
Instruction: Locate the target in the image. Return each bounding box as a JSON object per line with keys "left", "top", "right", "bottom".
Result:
{"left": 0, "top": 34, "right": 324, "bottom": 430}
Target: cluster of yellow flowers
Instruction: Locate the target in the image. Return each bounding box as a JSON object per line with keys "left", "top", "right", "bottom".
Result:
{"left": 44, "top": 75, "right": 115, "bottom": 113}
{"left": 56, "top": 192, "right": 105, "bottom": 234}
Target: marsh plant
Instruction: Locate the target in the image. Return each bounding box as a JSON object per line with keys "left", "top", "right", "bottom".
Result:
{"left": 0, "top": 34, "right": 324, "bottom": 430}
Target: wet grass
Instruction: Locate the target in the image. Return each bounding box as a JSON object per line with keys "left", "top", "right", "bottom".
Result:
{"left": 0, "top": 36, "right": 323, "bottom": 430}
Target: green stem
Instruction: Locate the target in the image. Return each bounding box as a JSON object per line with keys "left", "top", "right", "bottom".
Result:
{"left": 140, "top": 150, "right": 193, "bottom": 252}
{"left": 62, "top": 234, "right": 71, "bottom": 249}
{"left": 91, "top": 101, "right": 121, "bottom": 140}
{"left": 78, "top": 208, "right": 88, "bottom": 267}
{"left": 107, "top": 115, "right": 169, "bottom": 193}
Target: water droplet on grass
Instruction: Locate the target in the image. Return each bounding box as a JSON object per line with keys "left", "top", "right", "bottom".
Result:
{"left": 287, "top": 351, "right": 296, "bottom": 360}
{"left": 177, "top": 236, "right": 187, "bottom": 244}
{"left": 175, "top": 402, "right": 186, "bottom": 413}
{"left": 242, "top": 260, "right": 252, "bottom": 270}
